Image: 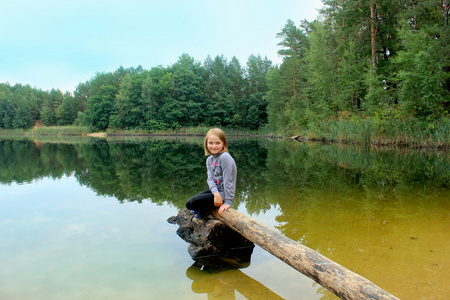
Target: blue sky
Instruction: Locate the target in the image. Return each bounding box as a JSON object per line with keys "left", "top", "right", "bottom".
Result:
{"left": 0, "top": 0, "right": 323, "bottom": 93}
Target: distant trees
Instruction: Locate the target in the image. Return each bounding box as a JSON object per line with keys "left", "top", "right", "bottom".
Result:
{"left": 84, "top": 85, "right": 117, "bottom": 131}
{"left": 266, "top": 19, "right": 309, "bottom": 132}
{"left": 0, "top": 83, "right": 42, "bottom": 129}
{"left": 0, "top": 55, "right": 272, "bottom": 131}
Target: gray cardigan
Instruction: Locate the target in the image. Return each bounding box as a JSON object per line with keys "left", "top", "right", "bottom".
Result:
{"left": 206, "top": 152, "right": 237, "bottom": 206}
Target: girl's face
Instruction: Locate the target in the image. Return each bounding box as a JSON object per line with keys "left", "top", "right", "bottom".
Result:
{"left": 207, "top": 134, "right": 224, "bottom": 155}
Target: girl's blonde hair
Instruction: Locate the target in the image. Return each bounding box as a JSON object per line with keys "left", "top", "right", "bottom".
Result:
{"left": 204, "top": 128, "right": 228, "bottom": 155}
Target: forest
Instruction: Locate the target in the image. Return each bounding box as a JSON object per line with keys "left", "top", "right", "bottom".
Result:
{"left": 1, "top": 0, "right": 449, "bottom": 146}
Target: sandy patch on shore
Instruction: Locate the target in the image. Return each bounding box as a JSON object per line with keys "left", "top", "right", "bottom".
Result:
{"left": 86, "top": 132, "right": 107, "bottom": 137}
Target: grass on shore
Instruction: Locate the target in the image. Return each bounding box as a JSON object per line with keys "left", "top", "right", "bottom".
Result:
{"left": 0, "top": 126, "right": 264, "bottom": 138}
{"left": 29, "top": 126, "right": 91, "bottom": 136}
{"left": 0, "top": 126, "right": 91, "bottom": 136}
{"left": 106, "top": 126, "right": 263, "bottom": 137}
{"left": 1, "top": 119, "right": 448, "bottom": 148}
{"left": 300, "top": 117, "right": 450, "bottom": 148}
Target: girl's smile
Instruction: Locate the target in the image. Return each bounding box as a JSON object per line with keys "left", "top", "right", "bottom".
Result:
{"left": 207, "top": 134, "right": 224, "bottom": 155}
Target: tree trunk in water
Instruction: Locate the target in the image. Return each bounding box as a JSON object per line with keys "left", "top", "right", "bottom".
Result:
{"left": 211, "top": 208, "right": 399, "bottom": 300}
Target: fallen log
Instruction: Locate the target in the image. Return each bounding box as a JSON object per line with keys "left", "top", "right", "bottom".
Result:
{"left": 210, "top": 208, "right": 399, "bottom": 300}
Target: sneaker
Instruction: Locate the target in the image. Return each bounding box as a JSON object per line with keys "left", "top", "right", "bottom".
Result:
{"left": 196, "top": 212, "right": 206, "bottom": 219}
{"left": 196, "top": 211, "right": 209, "bottom": 219}
{"left": 190, "top": 210, "right": 207, "bottom": 219}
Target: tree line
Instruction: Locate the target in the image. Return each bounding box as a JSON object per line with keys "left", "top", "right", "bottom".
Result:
{"left": 1, "top": 0, "right": 448, "bottom": 136}
{"left": 0, "top": 54, "right": 271, "bottom": 131}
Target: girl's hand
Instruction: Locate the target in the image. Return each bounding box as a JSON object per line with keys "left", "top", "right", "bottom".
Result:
{"left": 213, "top": 193, "right": 223, "bottom": 207}
{"left": 219, "top": 204, "right": 230, "bottom": 215}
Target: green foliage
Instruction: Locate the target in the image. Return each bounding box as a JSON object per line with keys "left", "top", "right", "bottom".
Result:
{"left": 56, "top": 92, "right": 78, "bottom": 126}
{"left": 394, "top": 23, "right": 449, "bottom": 121}
{"left": 267, "top": 20, "right": 309, "bottom": 134}
{"left": 113, "top": 73, "right": 148, "bottom": 129}
{"left": 84, "top": 85, "right": 117, "bottom": 131}
{"left": 171, "top": 54, "right": 205, "bottom": 126}
{"left": 266, "top": 2, "right": 449, "bottom": 144}
{"left": 337, "top": 40, "right": 367, "bottom": 111}
{"left": 266, "top": 67, "right": 291, "bottom": 132}
{"left": 306, "top": 21, "right": 339, "bottom": 107}
{"left": 363, "top": 70, "right": 393, "bottom": 114}
{"left": 0, "top": 84, "right": 81, "bottom": 130}
{"left": 61, "top": 53, "right": 272, "bottom": 131}
{"left": 41, "top": 89, "right": 63, "bottom": 126}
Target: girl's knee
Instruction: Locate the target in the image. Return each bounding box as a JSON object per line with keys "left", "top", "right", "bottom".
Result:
{"left": 186, "top": 199, "right": 193, "bottom": 210}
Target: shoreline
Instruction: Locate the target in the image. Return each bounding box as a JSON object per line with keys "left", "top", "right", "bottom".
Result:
{"left": 0, "top": 126, "right": 449, "bottom": 149}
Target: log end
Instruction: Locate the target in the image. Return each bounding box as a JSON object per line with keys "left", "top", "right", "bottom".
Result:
{"left": 168, "top": 208, "right": 255, "bottom": 271}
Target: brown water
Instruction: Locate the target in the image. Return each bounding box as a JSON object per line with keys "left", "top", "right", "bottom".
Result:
{"left": 275, "top": 189, "right": 449, "bottom": 299}
{"left": 0, "top": 137, "right": 448, "bottom": 299}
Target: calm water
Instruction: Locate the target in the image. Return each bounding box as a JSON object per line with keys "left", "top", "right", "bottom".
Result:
{"left": 0, "top": 137, "right": 448, "bottom": 299}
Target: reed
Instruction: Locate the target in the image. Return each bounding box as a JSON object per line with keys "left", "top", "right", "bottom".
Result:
{"left": 106, "top": 126, "right": 261, "bottom": 137}
{"left": 28, "top": 126, "right": 91, "bottom": 136}
{"left": 0, "top": 129, "right": 28, "bottom": 136}
{"left": 318, "top": 117, "right": 450, "bottom": 148}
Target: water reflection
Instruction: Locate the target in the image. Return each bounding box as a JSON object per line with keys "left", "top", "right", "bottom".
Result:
{"left": 186, "top": 263, "right": 284, "bottom": 300}
{"left": 1, "top": 138, "right": 447, "bottom": 208}
{"left": 0, "top": 137, "right": 449, "bottom": 299}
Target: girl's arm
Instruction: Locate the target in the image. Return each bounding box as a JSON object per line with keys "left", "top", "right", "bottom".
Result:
{"left": 221, "top": 153, "right": 237, "bottom": 207}
{"left": 207, "top": 156, "right": 224, "bottom": 207}
{"left": 206, "top": 157, "right": 220, "bottom": 195}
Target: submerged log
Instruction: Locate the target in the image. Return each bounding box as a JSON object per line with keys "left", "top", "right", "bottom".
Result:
{"left": 186, "top": 263, "right": 284, "bottom": 299}
{"left": 210, "top": 208, "right": 399, "bottom": 300}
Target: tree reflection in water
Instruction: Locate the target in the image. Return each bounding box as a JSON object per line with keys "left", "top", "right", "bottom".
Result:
{"left": 0, "top": 137, "right": 448, "bottom": 299}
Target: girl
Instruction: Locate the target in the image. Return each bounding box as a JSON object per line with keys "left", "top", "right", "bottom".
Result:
{"left": 186, "top": 128, "right": 237, "bottom": 218}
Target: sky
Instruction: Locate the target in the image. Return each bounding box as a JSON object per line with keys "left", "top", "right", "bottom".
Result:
{"left": 0, "top": 0, "right": 323, "bottom": 93}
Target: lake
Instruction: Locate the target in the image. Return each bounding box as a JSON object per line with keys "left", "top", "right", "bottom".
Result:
{"left": 0, "top": 136, "right": 448, "bottom": 299}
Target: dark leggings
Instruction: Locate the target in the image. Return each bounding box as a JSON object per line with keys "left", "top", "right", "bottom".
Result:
{"left": 186, "top": 190, "right": 215, "bottom": 213}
